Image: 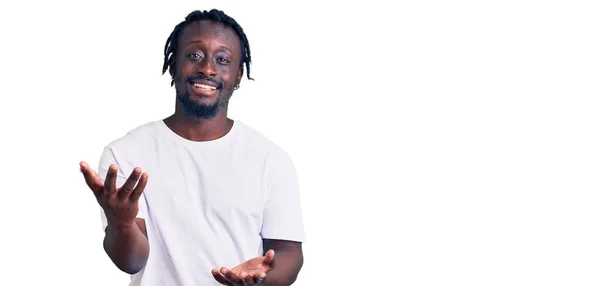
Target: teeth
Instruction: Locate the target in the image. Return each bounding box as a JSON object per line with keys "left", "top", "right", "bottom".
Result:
{"left": 193, "top": 83, "right": 217, "bottom": 90}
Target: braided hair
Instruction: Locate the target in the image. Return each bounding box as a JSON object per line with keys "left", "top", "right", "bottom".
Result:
{"left": 162, "top": 9, "right": 253, "bottom": 85}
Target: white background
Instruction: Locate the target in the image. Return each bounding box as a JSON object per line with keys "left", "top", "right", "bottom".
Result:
{"left": 0, "top": 0, "right": 599, "bottom": 285}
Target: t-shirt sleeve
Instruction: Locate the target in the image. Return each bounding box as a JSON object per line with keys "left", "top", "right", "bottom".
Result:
{"left": 97, "top": 147, "right": 147, "bottom": 231}
{"left": 261, "top": 149, "right": 306, "bottom": 242}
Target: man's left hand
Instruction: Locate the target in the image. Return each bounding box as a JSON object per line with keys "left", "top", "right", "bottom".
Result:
{"left": 211, "top": 249, "right": 275, "bottom": 285}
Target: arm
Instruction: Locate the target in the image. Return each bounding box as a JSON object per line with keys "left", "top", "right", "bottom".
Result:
{"left": 262, "top": 239, "right": 303, "bottom": 286}
{"left": 103, "top": 218, "right": 149, "bottom": 274}
{"left": 260, "top": 150, "right": 305, "bottom": 285}
{"left": 92, "top": 148, "right": 151, "bottom": 274}
{"left": 211, "top": 150, "right": 306, "bottom": 285}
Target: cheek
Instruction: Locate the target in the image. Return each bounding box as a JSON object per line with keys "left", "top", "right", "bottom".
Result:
{"left": 175, "top": 59, "right": 194, "bottom": 76}
{"left": 223, "top": 70, "right": 240, "bottom": 84}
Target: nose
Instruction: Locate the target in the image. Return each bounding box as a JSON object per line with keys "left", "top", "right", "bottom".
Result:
{"left": 197, "top": 57, "right": 216, "bottom": 77}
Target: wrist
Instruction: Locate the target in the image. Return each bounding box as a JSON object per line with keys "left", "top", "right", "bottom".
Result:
{"left": 106, "top": 218, "right": 137, "bottom": 232}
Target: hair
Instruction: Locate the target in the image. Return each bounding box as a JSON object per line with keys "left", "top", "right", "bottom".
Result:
{"left": 162, "top": 9, "right": 253, "bottom": 85}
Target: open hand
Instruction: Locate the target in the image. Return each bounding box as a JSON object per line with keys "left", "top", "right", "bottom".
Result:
{"left": 211, "top": 249, "right": 275, "bottom": 285}
{"left": 80, "top": 161, "right": 148, "bottom": 227}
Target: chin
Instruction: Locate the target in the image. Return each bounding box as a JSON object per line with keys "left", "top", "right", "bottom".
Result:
{"left": 178, "top": 91, "right": 222, "bottom": 119}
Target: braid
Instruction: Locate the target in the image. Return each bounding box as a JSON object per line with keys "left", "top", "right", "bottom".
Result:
{"left": 162, "top": 9, "right": 253, "bottom": 85}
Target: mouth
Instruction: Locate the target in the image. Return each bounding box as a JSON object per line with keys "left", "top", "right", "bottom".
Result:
{"left": 192, "top": 82, "right": 218, "bottom": 91}
{"left": 188, "top": 79, "right": 220, "bottom": 96}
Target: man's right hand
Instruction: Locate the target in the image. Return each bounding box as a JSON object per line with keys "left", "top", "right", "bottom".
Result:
{"left": 80, "top": 161, "right": 149, "bottom": 228}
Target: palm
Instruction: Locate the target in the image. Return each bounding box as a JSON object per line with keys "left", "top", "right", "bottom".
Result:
{"left": 211, "top": 249, "right": 276, "bottom": 285}
{"left": 232, "top": 255, "right": 273, "bottom": 276}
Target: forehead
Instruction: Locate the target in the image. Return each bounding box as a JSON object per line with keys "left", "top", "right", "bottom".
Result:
{"left": 178, "top": 20, "right": 241, "bottom": 53}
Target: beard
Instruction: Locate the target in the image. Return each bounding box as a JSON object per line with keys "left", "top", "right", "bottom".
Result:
{"left": 174, "top": 73, "right": 231, "bottom": 119}
{"left": 176, "top": 88, "right": 222, "bottom": 120}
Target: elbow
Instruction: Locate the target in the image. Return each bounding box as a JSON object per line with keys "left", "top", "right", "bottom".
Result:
{"left": 103, "top": 244, "right": 149, "bottom": 275}
{"left": 113, "top": 256, "right": 148, "bottom": 275}
{"left": 287, "top": 276, "right": 299, "bottom": 286}
{"left": 293, "top": 254, "right": 304, "bottom": 279}
{"left": 286, "top": 253, "right": 304, "bottom": 285}
{"left": 119, "top": 263, "right": 146, "bottom": 275}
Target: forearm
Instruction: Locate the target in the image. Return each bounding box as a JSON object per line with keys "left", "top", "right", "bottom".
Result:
{"left": 265, "top": 249, "right": 304, "bottom": 286}
{"left": 103, "top": 222, "right": 149, "bottom": 274}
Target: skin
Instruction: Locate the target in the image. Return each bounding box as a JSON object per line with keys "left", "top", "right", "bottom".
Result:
{"left": 80, "top": 162, "right": 149, "bottom": 274}
{"left": 164, "top": 20, "right": 243, "bottom": 141}
{"left": 80, "top": 20, "right": 303, "bottom": 285}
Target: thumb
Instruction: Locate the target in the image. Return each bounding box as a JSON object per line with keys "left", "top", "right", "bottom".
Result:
{"left": 80, "top": 161, "right": 104, "bottom": 193}
{"left": 263, "top": 249, "right": 275, "bottom": 265}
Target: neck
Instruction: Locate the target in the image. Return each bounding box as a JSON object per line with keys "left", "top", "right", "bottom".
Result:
{"left": 163, "top": 105, "right": 233, "bottom": 142}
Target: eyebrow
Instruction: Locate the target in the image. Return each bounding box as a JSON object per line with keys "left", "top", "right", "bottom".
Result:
{"left": 187, "top": 40, "right": 231, "bottom": 52}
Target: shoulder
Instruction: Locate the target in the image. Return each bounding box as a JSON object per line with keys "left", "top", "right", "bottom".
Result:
{"left": 234, "top": 121, "right": 297, "bottom": 183}
{"left": 234, "top": 120, "right": 292, "bottom": 162}
{"left": 99, "top": 120, "right": 163, "bottom": 165}
{"left": 103, "top": 120, "right": 162, "bottom": 151}
{"left": 97, "top": 120, "right": 162, "bottom": 175}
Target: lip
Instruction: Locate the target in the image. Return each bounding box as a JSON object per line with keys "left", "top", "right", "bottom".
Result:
{"left": 189, "top": 79, "right": 219, "bottom": 89}
{"left": 188, "top": 81, "right": 219, "bottom": 97}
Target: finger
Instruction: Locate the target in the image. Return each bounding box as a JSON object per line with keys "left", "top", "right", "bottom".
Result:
{"left": 80, "top": 161, "right": 103, "bottom": 193}
{"left": 118, "top": 167, "right": 142, "bottom": 199}
{"left": 254, "top": 273, "right": 266, "bottom": 285}
{"left": 253, "top": 272, "right": 267, "bottom": 281}
{"left": 211, "top": 268, "right": 233, "bottom": 285}
{"left": 240, "top": 271, "right": 253, "bottom": 286}
{"left": 103, "top": 164, "right": 119, "bottom": 194}
{"left": 221, "top": 267, "right": 242, "bottom": 285}
{"left": 263, "top": 249, "right": 275, "bottom": 265}
{"left": 129, "top": 172, "right": 149, "bottom": 202}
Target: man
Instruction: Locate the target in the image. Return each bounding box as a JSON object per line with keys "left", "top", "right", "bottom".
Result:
{"left": 79, "top": 9, "right": 305, "bottom": 286}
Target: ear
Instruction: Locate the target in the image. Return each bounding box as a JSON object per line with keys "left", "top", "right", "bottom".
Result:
{"left": 168, "top": 56, "right": 176, "bottom": 86}
{"left": 236, "top": 67, "right": 244, "bottom": 86}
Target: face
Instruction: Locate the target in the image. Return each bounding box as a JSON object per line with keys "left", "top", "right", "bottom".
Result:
{"left": 170, "top": 20, "right": 243, "bottom": 119}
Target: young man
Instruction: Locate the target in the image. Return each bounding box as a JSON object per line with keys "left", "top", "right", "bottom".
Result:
{"left": 80, "top": 9, "right": 305, "bottom": 286}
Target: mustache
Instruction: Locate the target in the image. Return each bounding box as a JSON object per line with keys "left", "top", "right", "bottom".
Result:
{"left": 187, "top": 75, "right": 223, "bottom": 89}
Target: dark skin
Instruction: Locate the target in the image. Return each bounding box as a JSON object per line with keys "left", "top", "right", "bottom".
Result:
{"left": 80, "top": 162, "right": 150, "bottom": 274}
{"left": 80, "top": 20, "right": 303, "bottom": 285}
{"left": 164, "top": 20, "right": 241, "bottom": 141}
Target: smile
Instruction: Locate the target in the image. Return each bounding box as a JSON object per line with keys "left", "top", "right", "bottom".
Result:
{"left": 193, "top": 83, "right": 217, "bottom": 90}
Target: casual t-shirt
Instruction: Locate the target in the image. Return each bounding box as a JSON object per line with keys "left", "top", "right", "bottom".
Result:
{"left": 97, "top": 120, "right": 305, "bottom": 286}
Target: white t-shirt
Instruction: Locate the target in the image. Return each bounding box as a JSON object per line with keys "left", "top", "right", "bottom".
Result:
{"left": 97, "top": 120, "right": 305, "bottom": 286}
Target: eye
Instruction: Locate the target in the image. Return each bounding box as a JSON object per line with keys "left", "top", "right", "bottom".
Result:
{"left": 216, "top": 56, "right": 230, "bottom": 65}
{"left": 188, "top": 53, "right": 202, "bottom": 60}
